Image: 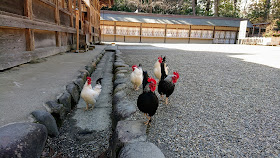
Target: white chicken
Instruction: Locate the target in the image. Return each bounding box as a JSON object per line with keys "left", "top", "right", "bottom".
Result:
{"left": 154, "top": 56, "right": 168, "bottom": 82}
{"left": 80, "top": 77, "right": 102, "bottom": 110}
{"left": 130, "top": 64, "right": 143, "bottom": 90}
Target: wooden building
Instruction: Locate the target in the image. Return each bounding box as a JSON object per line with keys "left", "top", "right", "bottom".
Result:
{"left": 0, "top": 0, "right": 113, "bottom": 70}
{"left": 100, "top": 10, "right": 253, "bottom": 44}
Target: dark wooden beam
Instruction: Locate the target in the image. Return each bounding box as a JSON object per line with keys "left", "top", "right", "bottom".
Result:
{"left": 0, "top": 14, "right": 76, "bottom": 33}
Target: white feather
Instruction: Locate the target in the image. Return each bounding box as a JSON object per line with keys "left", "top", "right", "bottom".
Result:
{"left": 81, "top": 81, "right": 102, "bottom": 106}
{"left": 130, "top": 67, "right": 143, "bottom": 89}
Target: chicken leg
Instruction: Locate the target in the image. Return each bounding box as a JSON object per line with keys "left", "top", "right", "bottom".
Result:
{"left": 91, "top": 104, "right": 95, "bottom": 110}
{"left": 165, "top": 97, "right": 169, "bottom": 105}
{"left": 85, "top": 103, "right": 89, "bottom": 111}
{"left": 143, "top": 113, "right": 151, "bottom": 125}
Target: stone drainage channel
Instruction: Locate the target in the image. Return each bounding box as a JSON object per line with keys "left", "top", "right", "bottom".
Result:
{"left": 0, "top": 46, "right": 164, "bottom": 158}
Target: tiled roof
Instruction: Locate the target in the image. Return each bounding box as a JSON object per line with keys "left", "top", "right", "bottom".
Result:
{"left": 100, "top": 10, "right": 253, "bottom": 28}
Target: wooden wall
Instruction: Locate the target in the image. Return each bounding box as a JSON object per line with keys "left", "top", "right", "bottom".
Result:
{"left": 101, "top": 20, "right": 239, "bottom": 44}
{"left": 0, "top": 0, "right": 107, "bottom": 70}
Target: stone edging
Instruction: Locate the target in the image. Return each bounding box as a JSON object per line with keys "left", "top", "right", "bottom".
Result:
{"left": 111, "top": 49, "right": 165, "bottom": 158}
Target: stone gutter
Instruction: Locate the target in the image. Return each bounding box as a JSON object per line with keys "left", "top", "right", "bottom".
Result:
{"left": 110, "top": 49, "right": 165, "bottom": 158}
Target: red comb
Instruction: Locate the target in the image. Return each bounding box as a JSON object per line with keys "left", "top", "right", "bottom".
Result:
{"left": 148, "top": 77, "right": 157, "bottom": 85}
{"left": 132, "top": 65, "right": 137, "bottom": 70}
{"left": 86, "top": 77, "right": 91, "bottom": 81}
{"left": 173, "top": 72, "right": 179, "bottom": 79}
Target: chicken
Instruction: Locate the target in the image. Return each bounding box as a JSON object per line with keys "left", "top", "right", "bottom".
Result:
{"left": 130, "top": 64, "right": 143, "bottom": 90}
{"left": 158, "top": 59, "right": 179, "bottom": 105}
{"left": 81, "top": 77, "right": 102, "bottom": 110}
{"left": 154, "top": 56, "right": 168, "bottom": 82}
{"left": 137, "top": 72, "right": 159, "bottom": 125}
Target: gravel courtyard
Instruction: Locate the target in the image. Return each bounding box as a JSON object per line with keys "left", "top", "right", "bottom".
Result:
{"left": 119, "top": 44, "right": 280, "bottom": 157}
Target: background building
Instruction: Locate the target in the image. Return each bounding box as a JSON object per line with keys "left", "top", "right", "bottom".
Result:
{"left": 100, "top": 10, "right": 253, "bottom": 44}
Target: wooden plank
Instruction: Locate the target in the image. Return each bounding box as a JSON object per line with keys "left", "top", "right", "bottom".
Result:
{"left": 0, "top": 0, "right": 25, "bottom": 16}
{"left": 33, "top": 0, "right": 56, "bottom": 23}
{"left": 0, "top": 14, "right": 76, "bottom": 33}
{"left": 0, "top": 46, "right": 70, "bottom": 70}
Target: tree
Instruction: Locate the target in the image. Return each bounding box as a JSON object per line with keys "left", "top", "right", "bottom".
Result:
{"left": 264, "top": 0, "right": 271, "bottom": 21}
{"left": 192, "top": 0, "right": 197, "bottom": 15}
{"left": 214, "top": 0, "right": 219, "bottom": 16}
{"left": 206, "top": 0, "right": 211, "bottom": 16}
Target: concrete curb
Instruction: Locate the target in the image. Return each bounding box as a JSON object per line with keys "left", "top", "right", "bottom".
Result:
{"left": 110, "top": 49, "right": 165, "bottom": 158}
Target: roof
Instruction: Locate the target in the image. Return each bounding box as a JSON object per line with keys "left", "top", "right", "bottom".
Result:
{"left": 100, "top": 10, "right": 253, "bottom": 28}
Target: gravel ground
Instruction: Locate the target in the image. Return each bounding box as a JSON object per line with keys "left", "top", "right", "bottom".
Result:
{"left": 119, "top": 44, "right": 280, "bottom": 157}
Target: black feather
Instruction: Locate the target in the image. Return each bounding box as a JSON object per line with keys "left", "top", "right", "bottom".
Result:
{"left": 137, "top": 71, "right": 159, "bottom": 122}
{"left": 96, "top": 78, "right": 103, "bottom": 85}
{"left": 158, "top": 59, "right": 175, "bottom": 98}
{"left": 137, "top": 91, "right": 159, "bottom": 117}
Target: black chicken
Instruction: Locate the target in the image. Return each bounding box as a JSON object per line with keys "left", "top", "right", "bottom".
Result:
{"left": 137, "top": 71, "right": 159, "bottom": 125}
{"left": 158, "top": 57, "right": 179, "bottom": 105}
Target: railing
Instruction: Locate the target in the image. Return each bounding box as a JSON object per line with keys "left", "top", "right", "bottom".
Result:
{"left": 238, "top": 37, "right": 272, "bottom": 45}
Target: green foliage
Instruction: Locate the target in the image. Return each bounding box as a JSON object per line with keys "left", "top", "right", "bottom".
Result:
{"left": 101, "top": 0, "right": 279, "bottom": 23}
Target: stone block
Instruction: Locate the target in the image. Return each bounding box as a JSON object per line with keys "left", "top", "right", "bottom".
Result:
{"left": 31, "top": 110, "right": 59, "bottom": 137}
{"left": 44, "top": 101, "right": 65, "bottom": 123}
{"left": 114, "top": 100, "right": 136, "bottom": 121}
{"left": 57, "top": 91, "right": 72, "bottom": 114}
{"left": 0, "top": 123, "right": 47, "bottom": 158}
{"left": 116, "top": 120, "right": 147, "bottom": 144}
{"left": 113, "top": 91, "right": 126, "bottom": 106}
{"left": 119, "top": 142, "right": 165, "bottom": 158}
{"left": 66, "top": 83, "right": 80, "bottom": 105}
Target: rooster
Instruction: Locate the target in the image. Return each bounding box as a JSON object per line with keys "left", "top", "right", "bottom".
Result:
{"left": 137, "top": 72, "right": 159, "bottom": 125}
{"left": 81, "top": 77, "right": 102, "bottom": 110}
{"left": 158, "top": 59, "right": 179, "bottom": 105}
{"left": 154, "top": 56, "right": 168, "bottom": 82}
{"left": 130, "top": 64, "right": 143, "bottom": 90}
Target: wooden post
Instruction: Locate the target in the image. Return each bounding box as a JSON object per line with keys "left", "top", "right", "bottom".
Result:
{"left": 212, "top": 26, "right": 215, "bottom": 44}
{"left": 88, "top": 6, "right": 92, "bottom": 43}
{"left": 25, "top": 29, "right": 35, "bottom": 51}
{"left": 188, "top": 25, "right": 191, "bottom": 43}
{"left": 69, "top": 0, "right": 74, "bottom": 27}
{"left": 55, "top": 0, "right": 60, "bottom": 24}
{"left": 258, "top": 25, "right": 261, "bottom": 37}
{"left": 76, "top": 9, "right": 79, "bottom": 51}
{"left": 78, "top": 0, "right": 83, "bottom": 34}
{"left": 24, "top": 0, "right": 35, "bottom": 51}
{"left": 252, "top": 25, "right": 255, "bottom": 37}
{"left": 56, "top": 32, "right": 61, "bottom": 47}
{"left": 114, "top": 21, "right": 116, "bottom": 42}
{"left": 140, "top": 23, "right": 142, "bottom": 43}
{"left": 164, "top": 24, "right": 167, "bottom": 43}
{"left": 62, "top": 0, "right": 65, "bottom": 9}
{"left": 235, "top": 28, "right": 238, "bottom": 44}
{"left": 24, "top": 0, "right": 32, "bottom": 19}
{"left": 55, "top": 0, "right": 61, "bottom": 47}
